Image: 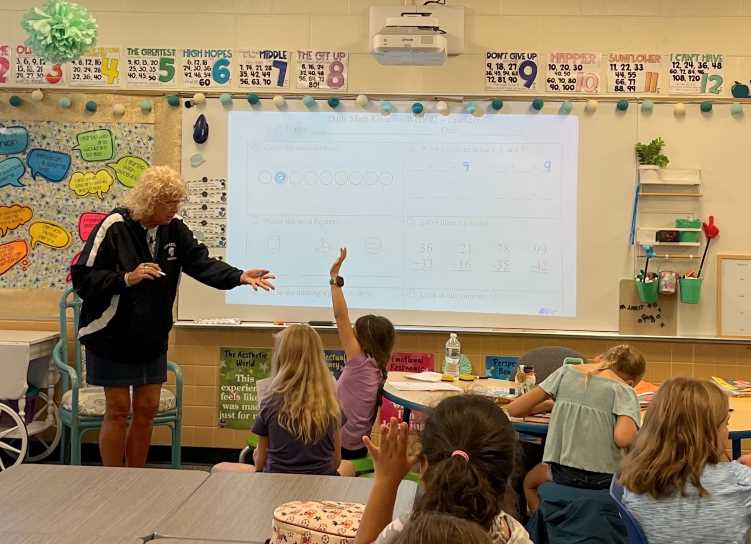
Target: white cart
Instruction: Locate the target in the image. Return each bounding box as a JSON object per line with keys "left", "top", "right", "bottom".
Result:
{"left": 0, "top": 330, "right": 61, "bottom": 471}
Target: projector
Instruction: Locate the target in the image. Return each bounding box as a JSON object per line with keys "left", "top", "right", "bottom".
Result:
{"left": 371, "top": 14, "right": 448, "bottom": 65}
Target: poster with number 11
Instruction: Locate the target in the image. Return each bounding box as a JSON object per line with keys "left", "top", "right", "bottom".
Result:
{"left": 295, "top": 50, "right": 348, "bottom": 90}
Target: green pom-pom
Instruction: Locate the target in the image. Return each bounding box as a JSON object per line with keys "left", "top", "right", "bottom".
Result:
{"left": 327, "top": 97, "right": 340, "bottom": 109}
{"left": 641, "top": 99, "right": 654, "bottom": 113}
{"left": 166, "top": 95, "right": 180, "bottom": 107}
{"left": 531, "top": 98, "right": 544, "bottom": 111}
{"left": 411, "top": 102, "right": 423, "bottom": 114}
{"left": 491, "top": 98, "right": 503, "bottom": 111}
{"left": 617, "top": 99, "right": 629, "bottom": 111}
{"left": 700, "top": 101, "right": 713, "bottom": 113}
{"left": 58, "top": 96, "right": 71, "bottom": 109}
{"left": 21, "top": 0, "right": 98, "bottom": 64}
{"left": 220, "top": 93, "right": 232, "bottom": 106}
{"left": 139, "top": 99, "right": 152, "bottom": 113}
{"left": 559, "top": 101, "right": 573, "bottom": 115}
{"left": 731, "top": 102, "right": 744, "bottom": 116}
{"left": 9, "top": 95, "right": 22, "bottom": 107}
{"left": 85, "top": 100, "right": 97, "bottom": 113}
{"left": 247, "top": 93, "right": 260, "bottom": 105}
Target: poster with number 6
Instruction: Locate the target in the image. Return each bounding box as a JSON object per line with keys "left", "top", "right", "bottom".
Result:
{"left": 295, "top": 50, "right": 348, "bottom": 91}
{"left": 0, "top": 45, "right": 11, "bottom": 86}
{"left": 180, "top": 48, "right": 233, "bottom": 89}
{"left": 545, "top": 52, "right": 602, "bottom": 94}
{"left": 235, "top": 49, "right": 289, "bottom": 89}
{"left": 485, "top": 51, "right": 539, "bottom": 91}
{"left": 68, "top": 47, "right": 121, "bottom": 87}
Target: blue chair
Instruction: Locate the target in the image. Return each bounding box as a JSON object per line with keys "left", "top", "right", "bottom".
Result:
{"left": 610, "top": 476, "right": 649, "bottom": 544}
{"left": 53, "top": 287, "right": 183, "bottom": 467}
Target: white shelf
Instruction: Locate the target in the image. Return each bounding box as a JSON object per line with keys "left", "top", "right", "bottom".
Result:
{"left": 640, "top": 180, "right": 702, "bottom": 186}
{"left": 638, "top": 167, "right": 702, "bottom": 184}
{"left": 645, "top": 241, "right": 701, "bottom": 247}
{"left": 638, "top": 227, "right": 701, "bottom": 232}
{"left": 640, "top": 192, "right": 703, "bottom": 197}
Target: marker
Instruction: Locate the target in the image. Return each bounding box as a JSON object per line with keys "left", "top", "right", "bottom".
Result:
{"left": 158, "top": 271, "right": 166, "bottom": 276}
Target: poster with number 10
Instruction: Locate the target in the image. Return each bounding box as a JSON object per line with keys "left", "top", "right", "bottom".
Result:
{"left": 295, "top": 50, "right": 348, "bottom": 90}
{"left": 545, "top": 52, "right": 602, "bottom": 94}
{"left": 68, "top": 47, "right": 121, "bottom": 87}
{"left": 485, "top": 51, "right": 539, "bottom": 91}
{"left": 125, "top": 47, "right": 177, "bottom": 87}
{"left": 12, "top": 45, "right": 65, "bottom": 87}
{"left": 181, "top": 48, "right": 233, "bottom": 89}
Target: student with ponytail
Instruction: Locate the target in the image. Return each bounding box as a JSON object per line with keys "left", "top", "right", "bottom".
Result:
{"left": 355, "top": 395, "right": 531, "bottom": 544}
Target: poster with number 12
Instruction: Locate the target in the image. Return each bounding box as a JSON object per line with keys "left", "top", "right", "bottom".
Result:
{"left": 295, "top": 50, "right": 348, "bottom": 90}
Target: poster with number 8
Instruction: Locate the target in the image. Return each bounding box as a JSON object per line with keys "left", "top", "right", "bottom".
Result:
{"left": 180, "top": 48, "right": 233, "bottom": 89}
{"left": 125, "top": 47, "right": 177, "bottom": 87}
{"left": 485, "top": 51, "right": 539, "bottom": 91}
{"left": 545, "top": 52, "right": 602, "bottom": 94}
{"left": 69, "top": 47, "right": 121, "bottom": 87}
{"left": 13, "top": 44, "right": 64, "bottom": 87}
{"left": 295, "top": 50, "right": 348, "bottom": 91}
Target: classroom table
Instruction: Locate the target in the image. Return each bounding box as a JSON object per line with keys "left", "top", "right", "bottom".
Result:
{"left": 152, "top": 472, "right": 419, "bottom": 543}
{"left": 384, "top": 372, "right": 751, "bottom": 459}
{"left": 0, "top": 329, "right": 60, "bottom": 400}
{"left": 0, "top": 464, "right": 208, "bottom": 542}
{"left": 3, "top": 532, "right": 142, "bottom": 544}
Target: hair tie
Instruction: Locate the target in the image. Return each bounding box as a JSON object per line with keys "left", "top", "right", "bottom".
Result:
{"left": 451, "top": 450, "right": 469, "bottom": 462}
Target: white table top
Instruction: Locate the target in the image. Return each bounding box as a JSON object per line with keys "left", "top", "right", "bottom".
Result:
{"left": 0, "top": 464, "right": 208, "bottom": 541}
{"left": 3, "top": 532, "right": 141, "bottom": 544}
{"left": 154, "top": 472, "right": 418, "bottom": 542}
{"left": 0, "top": 330, "right": 59, "bottom": 344}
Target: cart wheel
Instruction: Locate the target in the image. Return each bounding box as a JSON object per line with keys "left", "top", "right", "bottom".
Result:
{"left": 25, "top": 392, "right": 61, "bottom": 463}
{"left": 0, "top": 402, "right": 28, "bottom": 471}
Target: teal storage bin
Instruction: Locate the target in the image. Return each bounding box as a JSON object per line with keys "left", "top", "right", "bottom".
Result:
{"left": 679, "top": 277, "right": 702, "bottom": 304}
{"left": 675, "top": 218, "right": 701, "bottom": 243}
{"left": 636, "top": 280, "right": 659, "bottom": 303}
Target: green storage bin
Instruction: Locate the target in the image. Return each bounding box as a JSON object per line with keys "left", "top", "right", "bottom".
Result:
{"left": 675, "top": 218, "right": 702, "bottom": 243}
{"left": 636, "top": 280, "right": 659, "bottom": 303}
{"left": 679, "top": 277, "right": 702, "bottom": 304}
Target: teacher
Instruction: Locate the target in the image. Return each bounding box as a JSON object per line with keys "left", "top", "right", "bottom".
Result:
{"left": 72, "top": 165, "right": 274, "bottom": 467}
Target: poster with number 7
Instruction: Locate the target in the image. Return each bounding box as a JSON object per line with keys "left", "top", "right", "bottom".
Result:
{"left": 295, "top": 50, "right": 348, "bottom": 91}
{"left": 236, "top": 49, "right": 289, "bottom": 89}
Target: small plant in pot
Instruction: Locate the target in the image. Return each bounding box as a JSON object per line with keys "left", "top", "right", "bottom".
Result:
{"left": 635, "top": 137, "right": 669, "bottom": 182}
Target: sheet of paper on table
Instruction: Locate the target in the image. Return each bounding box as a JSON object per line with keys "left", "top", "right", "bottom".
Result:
{"left": 390, "top": 381, "right": 463, "bottom": 392}
{"left": 405, "top": 371, "right": 443, "bottom": 382}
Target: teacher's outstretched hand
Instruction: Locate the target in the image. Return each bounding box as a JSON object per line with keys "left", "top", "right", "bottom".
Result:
{"left": 241, "top": 269, "right": 276, "bottom": 291}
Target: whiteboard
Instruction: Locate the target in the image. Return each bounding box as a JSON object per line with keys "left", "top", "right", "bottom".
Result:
{"left": 718, "top": 255, "right": 751, "bottom": 338}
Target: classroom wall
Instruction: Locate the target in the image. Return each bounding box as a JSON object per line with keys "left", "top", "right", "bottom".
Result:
{"left": 3, "top": 0, "right": 751, "bottom": 450}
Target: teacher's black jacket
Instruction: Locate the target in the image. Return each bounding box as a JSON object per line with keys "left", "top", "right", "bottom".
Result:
{"left": 71, "top": 207, "right": 242, "bottom": 362}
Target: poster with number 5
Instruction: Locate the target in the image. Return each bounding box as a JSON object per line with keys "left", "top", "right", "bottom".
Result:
{"left": 295, "top": 50, "right": 348, "bottom": 91}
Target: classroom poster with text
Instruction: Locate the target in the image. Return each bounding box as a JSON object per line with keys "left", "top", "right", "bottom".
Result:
{"left": 545, "top": 51, "right": 602, "bottom": 94}
{"left": 485, "top": 51, "right": 539, "bottom": 91}
{"left": 125, "top": 47, "right": 178, "bottom": 87}
{"left": 668, "top": 53, "right": 724, "bottom": 95}
{"left": 218, "top": 347, "right": 272, "bottom": 429}
{"left": 381, "top": 352, "right": 434, "bottom": 431}
{"left": 235, "top": 49, "right": 290, "bottom": 89}
{"left": 180, "top": 48, "right": 233, "bottom": 89}
{"left": 295, "top": 50, "right": 348, "bottom": 90}
{"left": 606, "top": 52, "right": 664, "bottom": 94}
{"left": 68, "top": 47, "right": 121, "bottom": 87}
{"left": 12, "top": 44, "right": 65, "bottom": 87}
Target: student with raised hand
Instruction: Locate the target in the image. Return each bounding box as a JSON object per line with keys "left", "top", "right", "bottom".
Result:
{"left": 213, "top": 324, "right": 353, "bottom": 476}
{"left": 507, "top": 344, "right": 646, "bottom": 512}
{"left": 620, "top": 377, "right": 751, "bottom": 544}
{"left": 330, "top": 247, "right": 396, "bottom": 460}
{"left": 355, "top": 395, "right": 531, "bottom": 544}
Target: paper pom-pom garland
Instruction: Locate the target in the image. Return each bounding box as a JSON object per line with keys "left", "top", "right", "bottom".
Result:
{"left": 731, "top": 102, "right": 744, "bottom": 116}
{"left": 616, "top": 99, "right": 629, "bottom": 111}
{"left": 247, "top": 93, "right": 260, "bottom": 105}
{"left": 674, "top": 102, "right": 686, "bottom": 116}
{"left": 491, "top": 98, "right": 503, "bottom": 111}
{"left": 700, "top": 101, "right": 713, "bottom": 113}
{"left": 112, "top": 103, "right": 125, "bottom": 116}
{"left": 411, "top": 102, "right": 424, "bottom": 114}
{"left": 464, "top": 102, "right": 477, "bottom": 114}
{"left": 559, "top": 101, "right": 573, "bottom": 115}
{"left": 85, "top": 100, "right": 97, "bottom": 112}
{"left": 166, "top": 95, "right": 180, "bottom": 107}
{"left": 58, "top": 96, "right": 71, "bottom": 109}
{"left": 327, "top": 97, "right": 340, "bottom": 109}
{"left": 355, "top": 94, "right": 368, "bottom": 108}
{"left": 531, "top": 98, "right": 544, "bottom": 111}
{"left": 139, "top": 100, "right": 152, "bottom": 113}
{"left": 436, "top": 100, "right": 449, "bottom": 115}
{"left": 273, "top": 95, "right": 286, "bottom": 108}
{"left": 31, "top": 89, "right": 44, "bottom": 102}
{"left": 381, "top": 101, "right": 393, "bottom": 114}
{"left": 9, "top": 95, "right": 22, "bottom": 108}
{"left": 192, "top": 92, "right": 206, "bottom": 105}
{"left": 219, "top": 93, "right": 232, "bottom": 106}
{"left": 641, "top": 99, "right": 654, "bottom": 113}
{"left": 22, "top": 0, "right": 98, "bottom": 64}
{"left": 585, "top": 99, "right": 598, "bottom": 113}
{"left": 302, "top": 95, "right": 316, "bottom": 108}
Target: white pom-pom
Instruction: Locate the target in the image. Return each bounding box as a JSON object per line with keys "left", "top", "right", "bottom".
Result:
{"left": 585, "top": 99, "right": 598, "bottom": 113}
{"left": 355, "top": 94, "right": 369, "bottom": 108}
{"left": 674, "top": 102, "right": 686, "bottom": 116}
{"left": 112, "top": 103, "right": 126, "bottom": 116}
{"left": 273, "top": 95, "right": 286, "bottom": 108}
{"left": 436, "top": 101, "right": 449, "bottom": 115}
{"left": 31, "top": 89, "right": 44, "bottom": 102}
{"left": 192, "top": 92, "right": 206, "bottom": 104}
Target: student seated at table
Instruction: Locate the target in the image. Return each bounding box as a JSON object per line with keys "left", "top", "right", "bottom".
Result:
{"left": 213, "top": 324, "right": 354, "bottom": 476}
{"left": 330, "top": 247, "right": 396, "bottom": 460}
{"left": 507, "top": 344, "right": 645, "bottom": 512}
{"left": 390, "top": 512, "right": 492, "bottom": 544}
{"left": 620, "top": 377, "right": 751, "bottom": 544}
{"left": 355, "top": 395, "right": 532, "bottom": 544}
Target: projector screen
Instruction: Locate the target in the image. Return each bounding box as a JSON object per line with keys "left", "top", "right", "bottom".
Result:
{"left": 227, "top": 111, "right": 578, "bottom": 317}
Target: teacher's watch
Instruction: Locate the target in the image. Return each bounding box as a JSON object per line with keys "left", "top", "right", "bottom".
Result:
{"left": 330, "top": 276, "right": 344, "bottom": 287}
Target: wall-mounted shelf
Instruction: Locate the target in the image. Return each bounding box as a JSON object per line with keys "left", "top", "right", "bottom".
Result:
{"left": 638, "top": 227, "right": 701, "bottom": 232}
{"left": 640, "top": 180, "right": 702, "bottom": 186}
{"left": 638, "top": 241, "right": 701, "bottom": 247}
{"left": 640, "top": 192, "right": 703, "bottom": 197}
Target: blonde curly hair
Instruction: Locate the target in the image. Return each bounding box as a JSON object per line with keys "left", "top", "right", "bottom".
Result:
{"left": 123, "top": 165, "right": 186, "bottom": 220}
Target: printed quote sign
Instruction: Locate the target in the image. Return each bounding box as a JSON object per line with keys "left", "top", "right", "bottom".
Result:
{"left": 545, "top": 52, "right": 601, "bottom": 93}
{"left": 69, "top": 47, "right": 121, "bottom": 86}
{"left": 125, "top": 47, "right": 177, "bottom": 87}
{"left": 236, "top": 49, "right": 289, "bottom": 89}
{"left": 485, "top": 51, "right": 539, "bottom": 91}
{"left": 181, "top": 48, "right": 232, "bottom": 88}
{"left": 295, "top": 50, "right": 348, "bottom": 90}
{"left": 607, "top": 53, "right": 663, "bottom": 93}
{"left": 668, "top": 53, "right": 724, "bottom": 95}
{"left": 218, "top": 347, "right": 272, "bottom": 429}
{"left": 325, "top": 350, "right": 346, "bottom": 380}
{"left": 13, "top": 45, "right": 64, "bottom": 86}
{"left": 381, "top": 352, "right": 434, "bottom": 431}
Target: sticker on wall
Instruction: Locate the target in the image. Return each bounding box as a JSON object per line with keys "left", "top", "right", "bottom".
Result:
{"left": 295, "top": 50, "right": 348, "bottom": 91}
{"left": 545, "top": 51, "right": 602, "bottom": 94}
{"left": 0, "top": 44, "right": 11, "bottom": 86}
{"left": 12, "top": 44, "right": 64, "bottom": 87}
{"left": 68, "top": 47, "right": 121, "bottom": 87}
{"left": 28, "top": 220, "right": 71, "bottom": 250}
{"left": 0, "top": 240, "right": 28, "bottom": 276}
{"left": 606, "top": 53, "right": 664, "bottom": 94}
{"left": 125, "top": 47, "right": 177, "bottom": 87}
{"left": 235, "top": 49, "right": 289, "bottom": 89}
{"left": 485, "top": 51, "right": 539, "bottom": 91}
{"left": 180, "top": 48, "right": 232, "bottom": 89}
{"left": 218, "top": 347, "right": 272, "bottom": 430}
{"left": 668, "top": 53, "right": 724, "bottom": 95}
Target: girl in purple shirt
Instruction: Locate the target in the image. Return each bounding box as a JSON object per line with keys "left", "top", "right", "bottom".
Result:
{"left": 330, "top": 247, "right": 396, "bottom": 459}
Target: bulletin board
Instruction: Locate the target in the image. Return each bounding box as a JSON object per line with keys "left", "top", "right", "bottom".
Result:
{"left": 0, "top": 93, "right": 180, "bottom": 320}
{"left": 717, "top": 255, "right": 751, "bottom": 338}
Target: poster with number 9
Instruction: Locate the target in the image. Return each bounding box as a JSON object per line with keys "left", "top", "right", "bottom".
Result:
{"left": 485, "top": 51, "right": 539, "bottom": 91}
{"left": 295, "top": 50, "right": 348, "bottom": 91}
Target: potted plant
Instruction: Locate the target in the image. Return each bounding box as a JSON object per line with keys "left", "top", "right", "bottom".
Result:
{"left": 635, "top": 137, "right": 669, "bottom": 182}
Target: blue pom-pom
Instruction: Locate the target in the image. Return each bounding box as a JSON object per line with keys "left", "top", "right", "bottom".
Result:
{"left": 328, "top": 97, "right": 340, "bottom": 109}
{"left": 381, "top": 101, "right": 393, "bottom": 114}
{"left": 465, "top": 102, "right": 477, "bottom": 114}
{"left": 531, "top": 98, "right": 544, "bottom": 111}
{"left": 166, "top": 95, "right": 180, "bottom": 107}
{"left": 641, "top": 99, "right": 654, "bottom": 113}
{"left": 9, "top": 95, "right": 22, "bottom": 108}
{"left": 247, "top": 93, "right": 260, "bottom": 105}
{"left": 731, "top": 102, "right": 744, "bottom": 116}
{"left": 139, "top": 99, "right": 152, "bottom": 113}
{"left": 559, "top": 101, "right": 573, "bottom": 115}
{"left": 85, "top": 100, "right": 97, "bottom": 113}
{"left": 617, "top": 99, "right": 629, "bottom": 111}
{"left": 491, "top": 98, "right": 503, "bottom": 111}
{"left": 412, "top": 102, "right": 423, "bottom": 114}
{"left": 302, "top": 95, "right": 316, "bottom": 108}
{"left": 700, "top": 101, "right": 713, "bottom": 113}
{"left": 58, "top": 96, "right": 71, "bottom": 109}
{"left": 220, "top": 93, "right": 232, "bottom": 106}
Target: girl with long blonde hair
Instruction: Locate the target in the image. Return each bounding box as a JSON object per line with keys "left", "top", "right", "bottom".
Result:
{"left": 621, "top": 377, "right": 751, "bottom": 543}
{"left": 214, "top": 324, "right": 353, "bottom": 476}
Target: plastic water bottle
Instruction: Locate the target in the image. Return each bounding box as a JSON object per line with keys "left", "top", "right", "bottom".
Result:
{"left": 444, "top": 333, "right": 461, "bottom": 378}
{"left": 515, "top": 364, "right": 527, "bottom": 396}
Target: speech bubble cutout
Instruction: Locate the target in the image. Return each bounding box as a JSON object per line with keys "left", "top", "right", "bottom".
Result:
{"left": 73, "top": 129, "right": 115, "bottom": 162}
{"left": 0, "top": 204, "right": 33, "bottom": 236}
{"left": 0, "top": 126, "right": 29, "bottom": 155}
{"left": 69, "top": 169, "right": 114, "bottom": 199}
{"left": 0, "top": 157, "right": 26, "bottom": 189}
{"left": 66, "top": 251, "right": 81, "bottom": 283}
{"left": 0, "top": 239, "right": 28, "bottom": 275}
{"left": 78, "top": 211, "right": 107, "bottom": 241}
{"left": 107, "top": 156, "right": 150, "bottom": 188}
{"left": 28, "top": 220, "right": 71, "bottom": 250}
{"left": 27, "top": 148, "right": 72, "bottom": 182}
